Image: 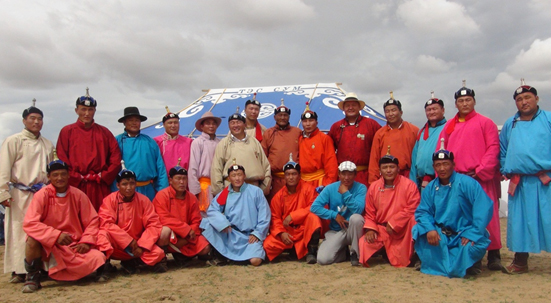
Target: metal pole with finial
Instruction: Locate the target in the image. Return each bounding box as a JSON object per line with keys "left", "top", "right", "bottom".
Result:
{"left": 386, "top": 145, "right": 391, "bottom": 155}
{"left": 288, "top": 153, "right": 293, "bottom": 162}
{"left": 32, "top": 98, "right": 36, "bottom": 107}
{"left": 462, "top": 80, "right": 466, "bottom": 88}
{"left": 280, "top": 98, "right": 284, "bottom": 107}
{"left": 52, "top": 149, "right": 59, "bottom": 161}
{"left": 85, "top": 87, "right": 90, "bottom": 97}
{"left": 389, "top": 91, "right": 394, "bottom": 100}
{"left": 520, "top": 78, "right": 525, "bottom": 86}
{"left": 121, "top": 160, "right": 126, "bottom": 170}
{"left": 431, "top": 91, "right": 435, "bottom": 99}
{"left": 177, "top": 157, "right": 181, "bottom": 167}
{"left": 439, "top": 138, "right": 445, "bottom": 150}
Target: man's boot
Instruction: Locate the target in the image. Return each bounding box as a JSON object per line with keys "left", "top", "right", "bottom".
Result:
{"left": 306, "top": 229, "right": 320, "bottom": 264}
{"left": 502, "top": 252, "right": 529, "bottom": 274}
{"left": 487, "top": 249, "right": 503, "bottom": 270}
{"left": 22, "top": 258, "right": 42, "bottom": 293}
{"left": 466, "top": 260, "right": 482, "bottom": 276}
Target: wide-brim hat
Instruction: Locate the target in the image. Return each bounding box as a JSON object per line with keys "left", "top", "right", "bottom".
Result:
{"left": 338, "top": 92, "right": 366, "bottom": 111}
{"left": 118, "top": 107, "right": 148, "bottom": 123}
{"left": 195, "top": 111, "right": 222, "bottom": 132}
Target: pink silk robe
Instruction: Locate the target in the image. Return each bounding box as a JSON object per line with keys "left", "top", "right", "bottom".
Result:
{"left": 23, "top": 185, "right": 106, "bottom": 281}
{"left": 360, "top": 175, "right": 420, "bottom": 267}
{"left": 439, "top": 110, "right": 501, "bottom": 250}
{"left": 97, "top": 192, "right": 165, "bottom": 266}
{"left": 154, "top": 133, "right": 193, "bottom": 176}
{"left": 152, "top": 187, "right": 209, "bottom": 256}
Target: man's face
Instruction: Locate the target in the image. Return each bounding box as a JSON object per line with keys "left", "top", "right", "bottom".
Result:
{"left": 75, "top": 105, "right": 96, "bottom": 124}
{"left": 284, "top": 169, "right": 300, "bottom": 187}
{"left": 23, "top": 113, "right": 43, "bottom": 135}
{"left": 425, "top": 104, "right": 445, "bottom": 124}
{"left": 164, "top": 118, "right": 180, "bottom": 136}
{"left": 302, "top": 118, "right": 318, "bottom": 133}
{"left": 202, "top": 119, "right": 218, "bottom": 136}
{"left": 48, "top": 169, "right": 69, "bottom": 191}
{"left": 117, "top": 178, "right": 137, "bottom": 199}
{"left": 343, "top": 101, "right": 361, "bottom": 119}
{"left": 124, "top": 116, "right": 142, "bottom": 134}
{"left": 433, "top": 160, "right": 455, "bottom": 180}
{"left": 515, "top": 92, "right": 539, "bottom": 117}
{"left": 170, "top": 174, "right": 188, "bottom": 193}
{"left": 229, "top": 120, "right": 245, "bottom": 136}
{"left": 245, "top": 104, "right": 260, "bottom": 121}
{"left": 380, "top": 163, "right": 399, "bottom": 183}
{"left": 455, "top": 96, "right": 476, "bottom": 116}
{"left": 274, "top": 112, "right": 290, "bottom": 127}
{"left": 338, "top": 170, "right": 356, "bottom": 187}
{"left": 384, "top": 105, "right": 402, "bottom": 124}
{"left": 228, "top": 170, "right": 245, "bottom": 188}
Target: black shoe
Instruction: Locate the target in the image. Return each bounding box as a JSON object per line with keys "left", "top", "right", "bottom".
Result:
{"left": 350, "top": 252, "right": 360, "bottom": 266}
{"left": 172, "top": 253, "right": 193, "bottom": 267}
{"left": 466, "top": 260, "right": 482, "bottom": 276}
{"left": 152, "top": 258, "right": 168, "bottom": 273}
{"left": 120, "top": 259, "right": 140, "bottom": 275}
{"left": 306, "top": 253, "right": 317, "bottom": 264}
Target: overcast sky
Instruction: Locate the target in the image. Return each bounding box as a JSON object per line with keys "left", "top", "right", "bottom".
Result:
{"left": 1, "top": 0, "right": 550, "bottom": 144}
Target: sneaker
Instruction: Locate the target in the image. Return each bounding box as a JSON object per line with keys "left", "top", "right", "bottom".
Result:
{"left": 502, "top": 262, "right": 528, "bottom": 275}
{"left": 206, "top": 257, "right": 228, "bottom": 267}
{"left": 414, "top": 260, "right": 421, "bottom": 271}
{"left": 9, "top": 272, "right": 25, "bottom": 283}
{"left": 350, "top": 252, "right": 360, "bottom": 266}
{"left": 306, "top": 253, "right": 317, "bottom": 264}
{"left": 22, "top": 281, "right": 41, "bottom": 293}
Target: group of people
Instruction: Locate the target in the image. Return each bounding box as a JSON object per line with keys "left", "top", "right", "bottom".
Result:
{"left": 0, "top": 79, "right": 549, "bottom": 293}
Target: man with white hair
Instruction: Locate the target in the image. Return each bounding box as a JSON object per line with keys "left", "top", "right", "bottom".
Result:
{"left": 311, "top": 161, "right": 367, "bottom": 266}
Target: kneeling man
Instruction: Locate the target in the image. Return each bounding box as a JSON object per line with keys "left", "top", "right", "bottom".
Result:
{"left": 412, "top": 140, "right": 493, "bottom": 278}
{"left": 311, "top": 161, "right": 366, "bottom": 266}
{"left": 263, "top": 155, "right": 322, "bottom": 264}
{"left": 153, "top": 160, "right": 211, "bottom": 263}
{"left": 360, "top": 148, "right": 420, "bottom": 267}
{"left": 97, "top": 162, "right": 167, "bottom": 274}
{"left": 22, "top": 153, "right": 106, "bottom": 293}
{"left": 200, "top": 160, "right": 271, "bottom": 266}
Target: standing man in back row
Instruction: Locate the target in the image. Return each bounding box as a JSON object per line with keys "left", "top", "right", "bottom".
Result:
{"left": 439, "top": 81, "right": 502, "bottom": 270}
{"left": 328, "top": 93, "right": 381, "bottom": 187}
{"left": 244, "top": 94, "right": 267, "bottom": 142}
{"left": 154, "top": 107, "right": 193, "bottom": 176}
{"left": 57, "top": 88, "right": 121, "bottom": 211}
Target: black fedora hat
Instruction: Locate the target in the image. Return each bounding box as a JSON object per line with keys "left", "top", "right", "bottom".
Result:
{"left": 118, "top": 107, "right": 148, "bottom": 123}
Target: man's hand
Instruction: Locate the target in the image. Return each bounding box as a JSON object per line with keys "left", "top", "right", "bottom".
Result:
{"left": 248, "top": 235, "right": 260, "bottom": 244}
{"left": 335, "top": 214, "right": 349, "bottom": 230}
{"left": 57, "top": 233, "right": 73, "bottom": 246}
{"left": 338, "top": 183, "right": 350, "bottom": 194}
{"left": 222, "top": 226, "right": 232, "bottom": 233}
{"left": 465, "top": 171, "right": 477, "bottom": 179}
{"left": 187, "top": 229, "right": 196, "bottom": 241}
{"left": 129, "top": 239, "right": 144, "bottom": 257}
{"left": 427, "top": 230, "right": 440, "bottom": 246}
{"left": 386, "top": 224, "right": 395, "bottom": 236}
{"left": 0, "top": 198, "right": 11, "bottom": 207}
{"left": 280, "top": 232, "right": 294, "bottom": 245}
{"left": 364, "top": 230, "right": 377, "bottom": 244}
{"left": 74, "top": 243, "right": 91, "bottom": 254}
{"left": 283, "top": 215, "right": 292, "bottom": 227}
{"left": 461, "top": 237, "right": 474, "bottom": 246}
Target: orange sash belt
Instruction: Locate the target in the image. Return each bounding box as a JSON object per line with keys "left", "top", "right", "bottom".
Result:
{"left": 301, "top": 169, "right": 325, "bottom": 187}
{"left": 136, "top": 180, "right": 153, "bottom": 187}
{"left": 274, "top": 172, "right": 285, "bottom": 178}
{"left": 198, "top": 177, "right": 211, "bottom": 212}
{"left": 356, "top": 165, "right": 368, "bottom": 172}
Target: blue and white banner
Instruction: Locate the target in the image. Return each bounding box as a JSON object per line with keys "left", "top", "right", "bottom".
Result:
{"left": 141, "top": 83, "right": 386, "bottom": 138}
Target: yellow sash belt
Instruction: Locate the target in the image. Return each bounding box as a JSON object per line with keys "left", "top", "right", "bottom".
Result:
{"left": 136, "top": 180, "right": 153, "bottom": 187}
{"left": 274, "top": 172, "right": 285, "bottom": 178}
{"left": 301, "top": 169, "right": 325, "bottom": 187}
{"left": 356, "top": 165, "right": 368, "bottom": 172}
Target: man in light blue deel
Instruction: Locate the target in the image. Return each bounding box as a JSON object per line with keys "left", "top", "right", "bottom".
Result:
{"left": 200, "top": 160, "right": 271, "bottom": 266}
{"left": 500, "top": 80, "right": 551, "bottom": 274}
{"left": 114, "top": 107, "right": 168, "bottom": 201}
{"left": 413, "top": 141, "right": 493, "bottom": 278}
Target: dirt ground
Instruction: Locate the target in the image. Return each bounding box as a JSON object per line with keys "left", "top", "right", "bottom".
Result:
{"left": 2, "top": 218, "right": 551, "bottom": 303}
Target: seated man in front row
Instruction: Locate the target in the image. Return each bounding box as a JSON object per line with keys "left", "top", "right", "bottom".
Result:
{"left": 153, "top": 160, "right": 211, "bottom": 265}
{"left": 311, "top": 161, "right": 367, "bottom": 266}
{"left": 22, "top": 154, "right": 106, "bottom": 293}
{"left": 412, "top": 140, "right": 493, "bottom": 278}
{"left": 360, "top": 148, "right": 420, "bottom": 267}
{"left": 97, "top": 161, "right": 167, "bottom": 275}
{"left": 200, "top": 160, "right": 271, "bottom": 266}
{"left": 263, "top": 154, "right": 322, "bottom": 264}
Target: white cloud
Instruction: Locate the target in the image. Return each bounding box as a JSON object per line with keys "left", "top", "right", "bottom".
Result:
{"left": 396, "top": 0, "right": 480, "bottom": 37}
{"left": 415, "top": 55, "right": 457, "bottom": 73}
{"left": 0, "top": 112, "right": 24, "bottom": 143}
{"left": 506, "top": 38, "right": 551, "bottom": 79}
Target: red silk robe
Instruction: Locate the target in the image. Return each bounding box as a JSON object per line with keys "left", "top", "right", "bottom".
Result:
{"left": 23, "top": 185, "right": 105, "bottom": 281}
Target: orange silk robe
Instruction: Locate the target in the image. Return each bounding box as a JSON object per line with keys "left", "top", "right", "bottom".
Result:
{"left": 298, "top": 128, "right": 338, "bottom": 187}
{"left": 23, "top": 185, "right": 105, "bottom": 281}
{"left": 97, "top": 192, "right": 164, "bottom": 266}
{"left": 152, "top": 186, "right": 209, "bottom": 256}
{"left": 359, "top": 175, "right": 420, "bottom": 267}
{"left": 368, "top": 121, "right": 419, "bottom": 185}
{"left": 263, "top": 181, "right": 322, "bottom": 261}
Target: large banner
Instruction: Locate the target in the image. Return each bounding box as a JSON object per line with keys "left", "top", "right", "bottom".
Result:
{"left": 141, "top": 83, "right": 386, "bottom": 138}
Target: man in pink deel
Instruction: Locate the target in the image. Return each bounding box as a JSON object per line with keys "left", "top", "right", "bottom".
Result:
{"left": 438, "top": 81, "right": 502, "bottom": 270}
{"left": 154, "top": 108, "right": 193, "bottom": 176}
